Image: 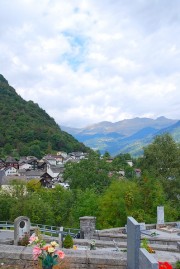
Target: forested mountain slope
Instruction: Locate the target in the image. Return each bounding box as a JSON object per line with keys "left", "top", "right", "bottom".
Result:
{"left": 0, "top": 74, "right": 88, "bottom": 158}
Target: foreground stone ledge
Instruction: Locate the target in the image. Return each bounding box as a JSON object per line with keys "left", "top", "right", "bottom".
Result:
{"left": 0, "top": 245, "right": 127, "bottom": 269}
{"left": 0, "top": 245, "right": 179, "bottom": 268}
{"left": 0, "top": 245, "right": 26, "bottom": 260}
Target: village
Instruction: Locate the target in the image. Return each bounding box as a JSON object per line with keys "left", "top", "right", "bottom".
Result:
{"left": 0, "top": 152, "right": 140, "bottom": 191}
{"left": 0, "top": 152, "right": 89, "bottom": 189}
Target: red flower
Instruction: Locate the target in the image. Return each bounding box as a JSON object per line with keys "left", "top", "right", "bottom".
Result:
{"left": 159, "top": 261, "right": 172, "bottom": 269}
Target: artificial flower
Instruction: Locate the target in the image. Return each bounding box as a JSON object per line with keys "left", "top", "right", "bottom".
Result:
{"left": 159, "top": 261, "right": 173, "bottom": 269}
{"left": 56, "top": 250, "right": 65, "bottom": 259}
{"left": 47, "top": 247, "right": 55, "bottom": 253}
{"left": 29, "top": 236, "right": 39, "bottom": 244}
{"left": 33, "top": 246, "right": 42, "bottom": 260}
{"left": 29, "top": 232, "right": 65, "bottom": 268}
{"left": 51, "top": 241, "right": 59, "bottom": 247}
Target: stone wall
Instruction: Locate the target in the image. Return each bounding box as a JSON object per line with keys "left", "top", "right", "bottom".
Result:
{"left": 0, "top": 245, "right": 127, "bottom": 269}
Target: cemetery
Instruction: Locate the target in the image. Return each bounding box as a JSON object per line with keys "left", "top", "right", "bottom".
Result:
{"left": 0, "top": 207, "right": 180, "bottom": 269}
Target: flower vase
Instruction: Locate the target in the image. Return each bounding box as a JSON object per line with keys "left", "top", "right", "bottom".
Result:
{"left": 42, "top": 266, "right": 53, "bottom": 269}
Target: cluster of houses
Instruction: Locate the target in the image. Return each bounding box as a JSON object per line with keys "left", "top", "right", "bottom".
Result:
{"left": 0, "top": 152, "right": 88, "bottom": 189}
{"left": 0, "top": 152, "right": 141, "bottom": 190}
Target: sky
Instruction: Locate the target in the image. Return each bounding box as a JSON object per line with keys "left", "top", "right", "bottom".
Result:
{"left": 0, "top": 0, "right": 180, "bottom": 128}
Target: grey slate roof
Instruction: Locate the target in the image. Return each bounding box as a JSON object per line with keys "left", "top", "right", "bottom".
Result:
{"left": 25, "top": 170, "right": 44, "bottom": 177}
{"left": 5, "top": 156, "right": 18, "bottom": 163}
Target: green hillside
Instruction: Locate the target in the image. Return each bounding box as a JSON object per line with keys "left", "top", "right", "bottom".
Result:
{"left": 0, "top": 74, "right": 88, "bottom": 158}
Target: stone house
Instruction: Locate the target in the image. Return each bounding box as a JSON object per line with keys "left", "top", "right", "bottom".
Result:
{"left": 46, "top": 163, "right": 64, "bottom": 179}
{"left": 40, "top": 172, "right": 53, "bottom": 188}
{"left": 5, "top": 156, "right": 19, "bottom": 169}
{"left": 2, "top": 166, "right": 18, "bottom": 176}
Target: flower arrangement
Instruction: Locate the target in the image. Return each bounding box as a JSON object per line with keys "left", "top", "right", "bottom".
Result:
{"left": 158, "top": 261, "right": 172, "bottom": 269}
{"left": 18, "top": 232, "right": 30, "bottom": 246}
{"left": 90, "top": 239, "right": 96, "bottom": 250}
{"left": 29, "top": 231, "right": 65, "bottom": 269}
{"left": 141, "top": 238, "right": 155, "bottom": 253}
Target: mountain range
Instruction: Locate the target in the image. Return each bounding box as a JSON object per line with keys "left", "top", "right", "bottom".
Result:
{"left": 61, "top": 117, "right": 180, "bottom": 157}
{"left": 1, "top": 73, "right": 179, "bottom": 158}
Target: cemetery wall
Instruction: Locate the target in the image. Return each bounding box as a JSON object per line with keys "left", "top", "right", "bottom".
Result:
{"left": 0, "top": 245, "right": 127, "bottom": 269}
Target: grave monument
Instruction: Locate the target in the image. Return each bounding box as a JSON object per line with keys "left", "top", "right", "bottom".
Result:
{"left": 14, "top": 216, "right": 30, "bottom": 245}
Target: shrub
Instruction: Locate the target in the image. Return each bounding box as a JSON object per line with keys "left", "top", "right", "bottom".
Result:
{"left": 63, "top": 234, "right": 73, "bottom": 249}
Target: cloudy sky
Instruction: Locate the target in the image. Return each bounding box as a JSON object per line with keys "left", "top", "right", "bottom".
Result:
{"left": 0, "top": 0, "right": 180, "bottom": 127}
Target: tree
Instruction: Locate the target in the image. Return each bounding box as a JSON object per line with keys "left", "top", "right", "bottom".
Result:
{"left": 0, "top": 192, "right": 14, "bottom": 220}
{"left": 103, "top": 151, "right": 110, "bottom": 159}
{"left": 141, "top": 134, "right": 180, "bottom": 178}
{"left": 97, "top": 180, "right": 140, "bottom": 228}
{"left": 29, "top": 144, "right": 42, "bottom": 159}
{"left": 70, "top": 188, "right": 99, "bottom": 227}
{"left": 27, "top": 179, "right": 41, "bottom": 192}
{"left": 22, "top": 193, "right": 54, "bottom": 224}
{"left": 64, "top": 152, "right": 111, "bottom": 193}
{"left": 136, "top": 173, "right": 167, "bottom": 223}
{"left": 4, "top": 143, "right": 13, "bottom": 155}
{"left": 140, "top": 134, "right": 180, "bottom": 213}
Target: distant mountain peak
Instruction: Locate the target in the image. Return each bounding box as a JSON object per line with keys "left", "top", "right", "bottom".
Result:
{"left": 156, "top": 116, "right": 170, "bottom": 121}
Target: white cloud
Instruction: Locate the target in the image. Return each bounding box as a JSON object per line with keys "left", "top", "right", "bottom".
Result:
{"left": 0, "top": 0, "right": 180, "bottom": 127}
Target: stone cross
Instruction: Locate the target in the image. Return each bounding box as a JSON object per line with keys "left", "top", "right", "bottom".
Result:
{"left": 14, "top": 216, "right": 30, "bottom": 245}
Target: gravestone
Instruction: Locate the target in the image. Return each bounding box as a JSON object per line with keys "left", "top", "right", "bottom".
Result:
{"left": 14, "top": 216, "right": 30, "bottom": 245}
{"left": 127, "top": 217, "right": 141, "bottom": 269}
{"left": 58, "top": 227, "right": 63, "bottom": 248}
{"left": 157, "top": 206, "right": 164, "bottom": 225}
{"left": 139, "top": 248, "right": 158, "bottom": 269}
{"left": 139, "top": 222, "right": 146, "bottom": 231}
{"left": 177, "top": 242, "right": 180, "bottom": 251}
{"left": 79, "top": 216, "right": 96, "bottom": 239}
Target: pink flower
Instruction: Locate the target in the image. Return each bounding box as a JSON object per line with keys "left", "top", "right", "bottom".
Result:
{"left": 33, "top": 246, "right": 42, "bottom": 260}
{"left": 56, "top": 250, "right": 65, "bottom": 259}
{"left": 29, "top": 236, "right": 38, "bottom": 244}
